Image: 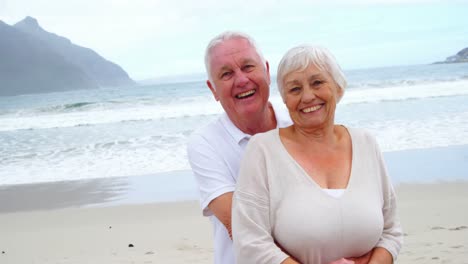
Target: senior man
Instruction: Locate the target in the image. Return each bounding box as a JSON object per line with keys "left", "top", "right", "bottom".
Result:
{"left": 187, "top": 31, "right": 291, "bottom": 264}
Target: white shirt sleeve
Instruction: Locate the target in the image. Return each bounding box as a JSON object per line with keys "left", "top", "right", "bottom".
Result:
{"left": 187, "top": 133, "right": 236, "bottom": 216}
{"left": 232, "top": 136, "right": 289, "bottom": 264}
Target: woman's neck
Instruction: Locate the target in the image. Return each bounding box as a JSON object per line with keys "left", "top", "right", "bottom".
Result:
{"left": 292, "top": 123, "right": 341, "bottom": 148}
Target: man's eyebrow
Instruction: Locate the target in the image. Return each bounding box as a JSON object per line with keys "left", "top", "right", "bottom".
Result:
{"left": 241, "top": 58, "right": 257, "bottom": 65}
{"left": 216, "top": 65, "right": 231, "bottom": 74}
{"left": 218, "top": 65, "right": 232, "bottom": 73}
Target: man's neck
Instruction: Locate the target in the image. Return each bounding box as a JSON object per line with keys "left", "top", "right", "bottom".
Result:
{"left": 233, "top": 102, "right": 277, "bottom": 135}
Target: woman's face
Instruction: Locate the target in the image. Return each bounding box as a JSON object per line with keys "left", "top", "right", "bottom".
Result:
{"left": 282, "top": 63, "right": 342, "bottom": 130}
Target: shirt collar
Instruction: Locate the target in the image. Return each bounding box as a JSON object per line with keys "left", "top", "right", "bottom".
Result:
{"left": 220, "top": 113, "right": 251, "bottom": 146}
{"left": 221, "top": 103, "right": 292, "bottom": 145}
{"left": 220, "top": 102, "right": 291, "bottom": 146}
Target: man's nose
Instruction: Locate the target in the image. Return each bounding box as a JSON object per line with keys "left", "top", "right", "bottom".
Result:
{"left": 234, "top": 71, "right": 249, "bottom": 88}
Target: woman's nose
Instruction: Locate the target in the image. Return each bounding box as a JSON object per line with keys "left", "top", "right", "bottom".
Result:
{"left": 301, "top": 87, "right": 316, "bottom": 102}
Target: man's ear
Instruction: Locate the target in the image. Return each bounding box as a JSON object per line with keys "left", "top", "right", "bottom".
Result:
{"left": 207, "top": 80, "right": 219, "bottom": 101}
{"left": 265, "top": 61, "right": 271, "bottom": 86}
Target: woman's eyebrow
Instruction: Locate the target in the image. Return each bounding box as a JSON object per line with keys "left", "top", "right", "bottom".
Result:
{"left": 285, "top": 79, "right": 301, "bottom": 86}
{"left": 308, "top": 74, "right": 323, "bottom": 81}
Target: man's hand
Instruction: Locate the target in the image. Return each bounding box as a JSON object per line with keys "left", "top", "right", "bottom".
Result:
{"left": 328, "top": 258, "right": 355, "bottom": 264}
{"left": 207, "top": 192, "right": 234, "bottom": 238}
{"left": 348, "top": 249, "right": 373, "bottom": 264}
{"left": 329, "top": 249, "right": 373, "bottom": 264}
{"left": 281, "top": 257, "right": 301, "bottom": 264}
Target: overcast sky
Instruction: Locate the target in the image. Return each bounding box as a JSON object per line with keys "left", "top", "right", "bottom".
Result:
{"left": 1, "top": 0, "right": 467, "bottom": 81}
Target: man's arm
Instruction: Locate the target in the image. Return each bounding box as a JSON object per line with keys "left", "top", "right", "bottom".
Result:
{"left": 368, "top": 247, "right": 393, "bottom": 264}
{"left": 208, "top": 192, "right": 234, "bottom": 239}
{"left": 187, "top": 132, "right": 236, "bottom": 223}
{"left": 281, "top": 257, "right": 301, "bottom": 264}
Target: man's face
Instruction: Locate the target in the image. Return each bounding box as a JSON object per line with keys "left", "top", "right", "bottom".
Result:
{"left": 207, "top": 38, "right": 271, "bottom": 124}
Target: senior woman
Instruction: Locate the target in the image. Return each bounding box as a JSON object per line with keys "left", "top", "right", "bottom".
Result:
{"left": 232, "top": 45, "right": 402, "bottom": 264}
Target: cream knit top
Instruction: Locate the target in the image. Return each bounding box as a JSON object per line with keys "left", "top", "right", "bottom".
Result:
{"left": 232, "top": 127, "right": 402, "bottom": 264}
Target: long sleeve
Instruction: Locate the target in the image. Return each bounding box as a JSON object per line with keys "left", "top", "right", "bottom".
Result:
{"left": 232, "top": 136, "right": 289, "bottom": 264}
{"left": 373, "top": 136, "right": 403, "bottom": 261}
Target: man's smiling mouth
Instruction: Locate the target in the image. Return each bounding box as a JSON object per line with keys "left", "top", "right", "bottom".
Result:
{"left": 236, "top": 89, "right": 256, "bottom": 99}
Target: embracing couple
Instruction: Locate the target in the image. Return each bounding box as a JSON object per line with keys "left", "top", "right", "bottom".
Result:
{"left": 187, "top": 31, "right": 402, "bottom": 264}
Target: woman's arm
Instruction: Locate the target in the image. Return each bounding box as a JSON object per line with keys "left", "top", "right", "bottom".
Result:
{"left": 373, "top": 135, "right": 403, "bottom": 261}
{"left": 232, "top": 137, "right": 291, "bottom": 264}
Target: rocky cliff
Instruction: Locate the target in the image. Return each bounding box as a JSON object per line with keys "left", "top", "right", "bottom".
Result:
{"left": 434, "top": 47, "right": 468, "bottom": 64}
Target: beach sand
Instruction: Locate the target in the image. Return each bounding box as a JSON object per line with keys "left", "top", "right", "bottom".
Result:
{"left": 396, "top": 182, "right": 468, "bottom": 263}
{"left": 0, "top": 201, "right": 213, "bottom": 264}
{"left": 0, "top": 181, "right": 467, "bottom": 263}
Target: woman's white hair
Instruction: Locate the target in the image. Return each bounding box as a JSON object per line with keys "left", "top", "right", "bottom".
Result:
{"left": 276, "top": 45, "right": 347, "bottom": 102}
{"left": 204, "top": 31, "right": 266, "bottom": 84}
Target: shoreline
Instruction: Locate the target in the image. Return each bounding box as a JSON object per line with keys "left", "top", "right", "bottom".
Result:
{"left": 0, "top": 170, "right": 197, "bottom": 213}
{"left": 1, "top": 144, "right": 467, "bottom": 213}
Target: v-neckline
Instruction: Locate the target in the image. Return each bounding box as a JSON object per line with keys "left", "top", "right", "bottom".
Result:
{"left": 275, "top": 126, "right": 356, "bottom": 200}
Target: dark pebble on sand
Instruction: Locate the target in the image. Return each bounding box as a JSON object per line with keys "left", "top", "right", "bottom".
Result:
{"left": 449, "top": 225, "right": 467, "bottom": 231}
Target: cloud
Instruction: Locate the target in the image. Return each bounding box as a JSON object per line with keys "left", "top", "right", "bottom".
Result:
{"left": 1, "top": 0, "right": 467, "bottom": 79}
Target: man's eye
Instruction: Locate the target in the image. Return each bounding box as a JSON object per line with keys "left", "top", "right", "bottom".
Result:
{"left": 243, "top": 65, "right": 255, "bottom": 71}
{"left": 221, "top": 71, "right": 232, "bottom": 78}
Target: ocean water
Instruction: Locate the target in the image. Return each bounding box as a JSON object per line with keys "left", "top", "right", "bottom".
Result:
{"left": 1, "top": 63, "right": 468, "bottom": 185}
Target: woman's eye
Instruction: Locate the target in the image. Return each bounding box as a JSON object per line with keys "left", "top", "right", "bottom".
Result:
{"left": 289, "top": 87, "right": 301, "bottom": 93}
{"left": 312, "top": 80, "right": 324, "bottom": 86}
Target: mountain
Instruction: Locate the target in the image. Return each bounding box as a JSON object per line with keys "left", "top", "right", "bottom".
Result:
{"left": 0, "top": 20, "right": 98, "bottom": 96}
{"left": 0, "top": 17, "right": 134, "bottom": 96}
{"left": 434, "top": 47, "right": 468, "bottom": 64}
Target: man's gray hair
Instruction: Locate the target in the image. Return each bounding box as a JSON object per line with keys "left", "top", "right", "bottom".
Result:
{"left": 204, "top": 31, "right": 266, "bottom": 83}
{"left": 276, "top": 45, "right": 347, "bottom": 102}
